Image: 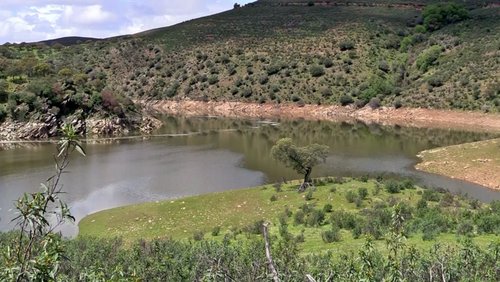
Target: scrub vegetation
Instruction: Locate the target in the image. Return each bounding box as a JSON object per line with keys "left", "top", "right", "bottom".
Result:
{"left": 0, "top": 0, "right": 499, "bottom": 138}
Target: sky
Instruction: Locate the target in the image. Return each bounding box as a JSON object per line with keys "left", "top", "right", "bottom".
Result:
{"left": 0, "top": 0, "right": 255, "bottom": 44}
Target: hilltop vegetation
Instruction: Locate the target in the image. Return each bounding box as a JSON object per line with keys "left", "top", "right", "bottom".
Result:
{"left": 0, "top": 0, "right": 499, "bottom": 137}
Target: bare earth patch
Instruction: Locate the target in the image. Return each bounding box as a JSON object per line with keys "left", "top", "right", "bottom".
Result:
{"left": 416, "top": 139, "right": 500, "bottom": 190}
{"left": 147, "top": 100, "right": 500, "bottom": 133}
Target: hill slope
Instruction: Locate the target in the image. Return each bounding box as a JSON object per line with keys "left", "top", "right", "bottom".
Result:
{"left": 0, "top": 0, "right": 499, "bottom": 137}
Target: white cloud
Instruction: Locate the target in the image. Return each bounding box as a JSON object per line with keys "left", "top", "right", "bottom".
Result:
{"left": 0, "top": 0, "right": 255, "bottom": 43}
{"left": 62, "top": 5, "right": 115, "bottom": 25}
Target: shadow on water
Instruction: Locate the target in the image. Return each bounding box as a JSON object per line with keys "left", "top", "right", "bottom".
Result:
{"left": 0, "top": 115, "right": 498, "bottom": 235}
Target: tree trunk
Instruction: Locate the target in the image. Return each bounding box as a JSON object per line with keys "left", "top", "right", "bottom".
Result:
{"left": 299, "top": 167, "right": 312, "bottom": 192}
{"left": 304, "top": 167, "right": 312, "bottom": 184}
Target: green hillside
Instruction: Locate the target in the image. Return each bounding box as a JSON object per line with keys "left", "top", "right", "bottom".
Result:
{"left": 0, "top": 0, "right": 499, "bottom": 136}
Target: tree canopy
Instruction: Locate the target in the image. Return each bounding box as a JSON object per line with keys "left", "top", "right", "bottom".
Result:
{"left": 271, "top": 138, "right": 329, "bottom": 190}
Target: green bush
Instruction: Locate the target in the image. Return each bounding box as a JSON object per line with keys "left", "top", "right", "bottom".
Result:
{"left": 422, "top": 189, "right": 441, "bottom": 202}
{"left": 0, "top": 105, "right": 7, "bottom": 122}
{"left": 456, "top": 221, "right": 474, "bottom": 237}
{"left": 306, "top": 209, "right": 325, "bottom": 227}
{"left": 193, "top": 231, "right": 204, "bottom": 241}
{"left": 416, "top": 45, "right": 443, "bottom": 72}
{"left": 358, "top": 187, "right": 368, "bottom": 200}
{"left": 321, "top": 226, "right": 341, "bottom": 243}
{"left": 330, "top": 210, "right": 359, "bottom": 230}
{"left": 208, "top": 75, "right": 218, "bottom": 85}
{"left": 345, "top": 190, "right": 357, "bottom": 203}
{"left": 323, "top": 204, "right": 333, "bottom": 213}
{"left": 305, "top": 189, "right": 314, "bottom": 201}
{"left": 259, "top": 74, "right": 269, "bottom": 85}
{"left": 320, "top": 87, "right": 332, "bottom": 97}
{"left": 309, "top": 65, "right": 325, "bottom": 77}
{"left": 339, "top": 41, "right": 355, "bottom": 51}
{"left": 211, "top": 226, "right": 221, "bottom": 236}
{"left": 339, "top": 95, "right": 354, "bottom": 106}
{"left": 385, "top": 181, "right": 401, "bottom": 194}
{"left": 393, "top": 98, "right": 403, "bottom": 109}
{"left": 423, "top": 3, "right": 468, "bottom": 31}
{"left": 322, "top": 58, "right": 334, "bottom": 68}
{"left": 270, "top": 194, "right": 278, "bottom": 202}
{"left": 294, "top": 210, "right": 305, "bottom": 225}
{"left": 266, "top": 64, "right": 281, "bottom": 75}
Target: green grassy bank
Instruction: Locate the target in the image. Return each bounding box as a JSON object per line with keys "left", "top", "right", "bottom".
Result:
{"left": 79, "top": 177, "right": 500, "bottom": 254}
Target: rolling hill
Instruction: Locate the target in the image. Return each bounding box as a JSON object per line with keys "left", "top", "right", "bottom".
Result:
{"left": 0, "top": 0, "right": 499, "bottom": 137}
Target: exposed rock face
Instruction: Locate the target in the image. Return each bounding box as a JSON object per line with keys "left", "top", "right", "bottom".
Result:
{"left": 0, "top": 114, "right": 162, "bottom": 141}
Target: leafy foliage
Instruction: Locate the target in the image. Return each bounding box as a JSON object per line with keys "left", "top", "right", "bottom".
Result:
{"left": 271, "top": 138, "right": 329, "bottom": 189}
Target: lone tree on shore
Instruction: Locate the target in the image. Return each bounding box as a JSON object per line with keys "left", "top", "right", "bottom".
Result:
{"left": 271, "top": 138, "right": 329, "bottom": 192}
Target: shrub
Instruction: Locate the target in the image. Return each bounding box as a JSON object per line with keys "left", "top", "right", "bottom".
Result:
{"left": 305, "top": 190, "right": 314, "bottom": 201}
{"left": 422, "top": 189, "right": 441, "bottom": 202}
{"left": 393, "top": 98, "right": 403, "bottom": 109}
{"left": 211, "top": 226, "right": 221, "bottom": 236}
{"left": 368, "top": 98, "right": 381, "bottom": 109}
{"left": 241, "top": 88, "right": 253, "bottom": 98}
{"left": 306, "top": 209, "right": 325, "bottom": 227}
{"left": 259, "top": 75, "right": 269, "bottom": 85}
{"left": 339, "top": 41, "right": 355, "bottom": 51}
{"left": 193, "top": 231, "right": 204, "bottom": 241}
{"left": 270, "top": 194, "right": 278, "bottom": 202}
{"left": 320, "top": 87, "right": 332, "bottom": 98}
{"left": 294, "top": 210, "right": 305, "bottom": 225}
{"left": 416, "top": 198, "right": 428, "bottom": 210}
{"left": 423, "top": 3, "right": 468, "bottom": 31}
{"left": 416, "top": 45, "right": 443, "bottom": 72}
{"left": 427, "top": 75, "right": 444, "bottom": 87}
{"left": 378, "top": 61, "right": 390, "bottom": 73}
{"left": 273, "top": 183, "right": 282, "bottom": 192}
{"left": 414, "top": 25, "right": 426, "bottom": 33}
{"left": 422, "top": 227, "right": 438, "bottom": 241}
{"left": 330, "top": 210, "right": 359, "bottom": 229}
{"left": 323, "top": 204, "right": 333, "bottom": 213}
{"left": 309, "top": 65, "right": 325, "bottom": 77}
{"left": 266, "top": 64, "right": 281, "bottom": 75}
{"left": 208, "top": 75, "right": 218, "bottom": 85}
{"left": 358, "top": 187, "right": 368, "bottom": 200}
{"left": 385, "top": 181, "right": 401, "bottom": 194}
{"left": 456, "top": 221, "right": 474, "bottom": 237}
{"left": 345, "top": 190, "right": 357, "bottom": 203}
{"left": 244, "top": 219, "right": 264, "bottom": 234}
{"left": 295, "top": 231, "right": 305, "bottom": 242}
{"left": 0, "top": 105, "right": 6, "bottom": 123}
{"left": 322, "top": 226, "right": 341, "bottom": 243}
{"left": 322, "top": 58, "right": 334, "bottom": 68}
{"left": 339, "top": 95, "right": 354, "bottom": 106}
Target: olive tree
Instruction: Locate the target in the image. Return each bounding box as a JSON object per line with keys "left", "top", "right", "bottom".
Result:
{"left": 271, "top": 138, "right": 329, "bottom": 191}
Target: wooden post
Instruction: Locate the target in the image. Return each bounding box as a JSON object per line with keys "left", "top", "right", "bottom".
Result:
{"left": 262, "top": 222, "right": 279, "bottom": 282}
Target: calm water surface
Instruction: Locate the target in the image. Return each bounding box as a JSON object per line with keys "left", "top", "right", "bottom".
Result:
{"left": 0, "top": 116, "right": 498, "bottom": 235}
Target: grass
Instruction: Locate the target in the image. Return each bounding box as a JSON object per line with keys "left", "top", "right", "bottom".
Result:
{"left": 79, "top": 177, "right": 500, "bottom": 254}
{"left": 417, "top": 138, "right": 500, "bottom": 190}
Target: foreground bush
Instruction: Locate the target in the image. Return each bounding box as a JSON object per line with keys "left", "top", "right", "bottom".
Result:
{"left": 1, "top": 232, "right": 498, "bottom": 281}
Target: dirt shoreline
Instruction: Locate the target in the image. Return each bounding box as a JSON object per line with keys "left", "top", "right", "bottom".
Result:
{"left": 416, "top": 139, "right": 500, "bottom": 191}
{"left": 148, "top": 100, "right": 500, "bottom": 133}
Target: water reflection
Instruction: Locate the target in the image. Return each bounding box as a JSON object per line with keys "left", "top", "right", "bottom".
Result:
{"left": 0, "top": 116, "right": 498, "bottom": 235}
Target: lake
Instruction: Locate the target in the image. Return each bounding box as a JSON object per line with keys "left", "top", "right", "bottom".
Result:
{"left": 0, "top": 115, "right": 498, "bottom": 236}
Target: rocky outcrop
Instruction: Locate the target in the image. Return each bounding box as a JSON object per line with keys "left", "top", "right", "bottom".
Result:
{"left": 0, "top": 114, "right": 162, "bottom": 141}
